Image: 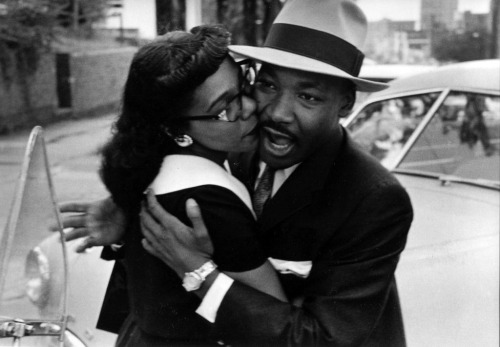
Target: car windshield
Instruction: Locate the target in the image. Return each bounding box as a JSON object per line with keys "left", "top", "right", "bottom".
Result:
{"left": 0, "top": 128, "right": 68, "bottom": 344}
{"left": 347, "top": 91, "right": 500, "bottom": 187}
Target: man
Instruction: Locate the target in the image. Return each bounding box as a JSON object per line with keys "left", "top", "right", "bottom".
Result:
{"left": 61, "top": 0, "right": 413, "bottom": 345}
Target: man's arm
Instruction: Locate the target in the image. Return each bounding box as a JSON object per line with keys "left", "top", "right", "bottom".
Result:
{"left": 55, "top": 197, "right": 127, "bottom": 253}
{"left": 142, "top": 184, "right": 413, "bottom": 346}
{"left": 141, "top": 194, "right": 288, "bottom": 303}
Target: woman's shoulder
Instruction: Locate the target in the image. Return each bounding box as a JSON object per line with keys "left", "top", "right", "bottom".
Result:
{"left": 149, "top": 155, "right": 253, "bottom": 212}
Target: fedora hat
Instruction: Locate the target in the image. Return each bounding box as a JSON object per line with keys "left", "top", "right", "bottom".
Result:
{"left": 229, "top": 0, "right": 387, "bottom": 92}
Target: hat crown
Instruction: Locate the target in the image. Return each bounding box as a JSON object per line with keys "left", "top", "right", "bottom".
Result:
{"left": 274, "top": 0, "right": 367, "bottom": 49}
{"left": 228, "top": 0, "right": 388, "bottom": 92}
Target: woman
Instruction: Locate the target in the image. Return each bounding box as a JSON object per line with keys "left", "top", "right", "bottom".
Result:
{"left": 100, "top": 25, "right": 286, "bottom": 345}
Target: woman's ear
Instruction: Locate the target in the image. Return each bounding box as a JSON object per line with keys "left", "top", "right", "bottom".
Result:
{"left": 163, "top": 126, "right": 174, "bottom": 138}
{"left": 163, "top": 125, "right": 194, "bottom": 147}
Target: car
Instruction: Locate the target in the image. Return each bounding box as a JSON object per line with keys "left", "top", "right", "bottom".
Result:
{"left": 355, "top": 63, "right": 438, "bottom": 107}
{"left": 0, "top": 127, "right": 116, "bottom": 347}
{"left": 2, "top": 60, "right": 498, "bottom": 347}
{"left": 344, "top": 59, "right": 499, "bottom": 347}
{"left": 359, "top": 63, "right": 438, "bottom": 83}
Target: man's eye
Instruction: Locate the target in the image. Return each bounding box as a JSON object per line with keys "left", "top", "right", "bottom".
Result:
{"left": 299, "top": 93, "right": 321, "bottom": 102}
{"left": 255, "top": 79, "right": 276, "bottom": 91}
{"left": 217, "top": 109, "right": 230, "bottom": 121}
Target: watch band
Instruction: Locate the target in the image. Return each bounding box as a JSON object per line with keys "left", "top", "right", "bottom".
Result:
{"left": 194, "top": 260, "right": 218, "bottom": 280}
{"left": 182, "top": 261, "right": 218, "bottom": 292}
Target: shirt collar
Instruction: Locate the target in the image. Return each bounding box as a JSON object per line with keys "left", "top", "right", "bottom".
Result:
{"left": 256, "top": 162, "right": 301, "bottom": 196}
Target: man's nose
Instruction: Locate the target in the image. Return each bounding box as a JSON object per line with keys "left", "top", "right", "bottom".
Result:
{"left": 265, "top": 93, "right": 293, "bottom": 123}
{"left": 240, "top": 94, "right": 257, "bottom": 120}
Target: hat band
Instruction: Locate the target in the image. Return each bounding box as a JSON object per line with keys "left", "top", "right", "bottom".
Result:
{"left": 264, "top": 23, "right": 364, "bottom": 77}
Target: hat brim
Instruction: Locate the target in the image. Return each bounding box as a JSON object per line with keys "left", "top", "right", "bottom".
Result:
{"left": 229, "top": 45, "right": 388, "bottom": 92}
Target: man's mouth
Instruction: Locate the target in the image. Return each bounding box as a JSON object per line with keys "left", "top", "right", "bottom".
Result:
{"left": 261, "top": 126, "right": 295, "bottom": 155}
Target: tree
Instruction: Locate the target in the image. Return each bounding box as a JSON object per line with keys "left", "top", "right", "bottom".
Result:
{"left": 243, "top": 0, "right": 257, "bottom": 44}
{"left": 261, "top": 0, "right": 282, "bottom": 40}
{"left": 0, "top": 0, "right": 58, "bottom": 83}
{"left": 156, "top": 0, "right": 185, "bottom": 34}
{"left": 214, "top": 0, "right": 283, "bottom": 45}
{"left": 54, "top": 0, "right": 108, "bottom": 36}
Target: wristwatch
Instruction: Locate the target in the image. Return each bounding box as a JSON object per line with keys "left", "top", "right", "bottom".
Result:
{"left": 182, "top": 261, "right": 218, "bottom": 292}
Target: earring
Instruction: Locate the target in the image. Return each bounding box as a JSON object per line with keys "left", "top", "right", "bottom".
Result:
{"left": 174, "top": 134, "right": 193, "bottom": 147}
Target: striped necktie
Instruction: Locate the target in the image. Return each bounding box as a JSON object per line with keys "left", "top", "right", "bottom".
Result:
{"left": 252, "top": 166, "right": 275, "bottom": 218}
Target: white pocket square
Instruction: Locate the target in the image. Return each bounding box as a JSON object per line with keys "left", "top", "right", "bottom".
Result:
{"left": 268, "top": 258, "right": 312, "bottom": 278}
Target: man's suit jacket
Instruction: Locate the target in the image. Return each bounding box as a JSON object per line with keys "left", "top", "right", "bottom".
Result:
{"left": 217, "top": 127, "right": 413, "bottom": 346}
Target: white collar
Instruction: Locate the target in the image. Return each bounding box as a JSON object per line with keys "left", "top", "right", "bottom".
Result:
{"left": 256, "top": 162, "right": 301, "bottom": 196}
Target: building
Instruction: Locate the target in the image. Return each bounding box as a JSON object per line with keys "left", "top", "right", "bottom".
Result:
{"left": 364, "top": 19, "right": 430, "bottom": 63}
{"left": 489, "top": 0, "right": 499, "bottom": 57}
{"left": 461, "top": 11, "right": 490, "bottom": 32}
{"left": 389, "top": 21, "right": 416, "bottom": 32}
{"left": 421, "top": 0, "right": 458, "bottom": 31}
{"left": 98, "top": 0, "right": 157, "bottom": 40}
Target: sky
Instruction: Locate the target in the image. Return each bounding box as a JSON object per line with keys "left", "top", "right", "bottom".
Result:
{"left": 356, "top": 0, "right": 491, "bottom": 22}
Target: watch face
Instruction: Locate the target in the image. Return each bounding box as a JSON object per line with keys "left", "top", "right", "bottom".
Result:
{"left": 183, "top": 273, "right": 202, "bottom": 291}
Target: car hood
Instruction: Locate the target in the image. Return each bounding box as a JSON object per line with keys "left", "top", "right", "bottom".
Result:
{"left": 395, "top": 173, "right": 499, "bottom": 250}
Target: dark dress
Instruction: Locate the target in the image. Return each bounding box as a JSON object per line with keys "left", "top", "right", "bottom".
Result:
{"left": 116, "top": 155, "right": 266, "bottom": 346}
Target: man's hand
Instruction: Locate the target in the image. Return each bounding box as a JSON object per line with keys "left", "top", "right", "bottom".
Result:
{"left": 54, "top": 197, "right": 126, "bottom": 252}
{"left": 140, "top": 189, "right": 214, "bottom": 277}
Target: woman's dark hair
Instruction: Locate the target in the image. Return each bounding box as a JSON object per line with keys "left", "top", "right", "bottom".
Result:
{"left": 100, "top": 25, "right": 230, "bottom": 215}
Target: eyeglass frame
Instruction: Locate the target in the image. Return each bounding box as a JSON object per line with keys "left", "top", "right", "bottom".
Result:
{"left": 182, "top": 59, "right": 257, "bottom": 122}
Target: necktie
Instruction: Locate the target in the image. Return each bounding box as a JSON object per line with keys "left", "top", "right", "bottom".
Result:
{"left": 252, "top": 166, "right": 275, "bottom": 218}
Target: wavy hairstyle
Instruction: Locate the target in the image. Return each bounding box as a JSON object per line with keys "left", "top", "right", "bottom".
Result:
{"left": 100, "top": 25, "right": 230, "bottom": 215}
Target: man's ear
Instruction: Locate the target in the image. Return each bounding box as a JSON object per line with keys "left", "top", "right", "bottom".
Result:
{"left": 338, "top": 90, "right": 355, "bottom": 118}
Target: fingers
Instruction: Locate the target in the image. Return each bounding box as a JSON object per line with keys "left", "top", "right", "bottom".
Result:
{"left": 141, "top": 238, "right": 160, "bottom": 258}
{"left": 145, "top": 189, "right": 181, "bottom": 227}
{"left": 58, "top": 201, "right": 92, "bottom": 213}
{"left": 75, "top": 238, "right": 94, "bottom": 253}
{"left": 64, "top": 227, "right": 89, "bottom": 242}
{"left": 185, "top": 199, "right": 208, "bottom": 238}
{"left": 55, "top": 215, "right": 87, "bottom": 230}
{"left": 140, "top": 208, "right": 162, "bottom": 244}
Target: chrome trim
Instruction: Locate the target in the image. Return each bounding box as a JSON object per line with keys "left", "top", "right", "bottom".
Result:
{"left": 0, "top": 319, "right": 62, "bottom": 338}
{"left": 389, "top": 89, "right": 451, "bottom": 169}
{"left": 345, "top": 87, "right": 447, "bottom": 124}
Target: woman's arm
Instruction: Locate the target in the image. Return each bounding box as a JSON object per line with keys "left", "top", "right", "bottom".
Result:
{"left": 225, "top": 262, "right": 287, "bottom": 302}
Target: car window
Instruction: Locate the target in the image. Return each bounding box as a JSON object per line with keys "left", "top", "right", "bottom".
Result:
{"left": 347, "top": 92, "right": 440, "bottom": 166}
{"left": 398, "top": 92, "right": 500, "bottom": 182}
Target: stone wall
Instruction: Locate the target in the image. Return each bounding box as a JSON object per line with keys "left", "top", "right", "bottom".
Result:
{"left": 0, "top": 47, "right": 137, "bottom": 133}
{"left": 0, "top": 53, "right": 58, "bottom": 133}
{"left": 66, "top": 47, "right": 136, "bottom": 118}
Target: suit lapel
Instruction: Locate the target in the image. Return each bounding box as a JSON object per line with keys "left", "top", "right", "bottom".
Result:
{"left": 259, "top": 128, "right": 344, "bottom": 232}
{"left": 228, "top": 151, "right": 260, "bottom": 193}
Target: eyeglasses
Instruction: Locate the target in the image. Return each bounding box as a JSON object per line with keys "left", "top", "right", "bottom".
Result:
{"left": 184, "top": 59, "right": 256, "bottom": 122}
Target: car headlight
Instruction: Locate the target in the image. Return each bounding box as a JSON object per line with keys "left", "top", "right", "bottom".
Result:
{"left": 25, "top": 246, "right": 51, "bottom": 308}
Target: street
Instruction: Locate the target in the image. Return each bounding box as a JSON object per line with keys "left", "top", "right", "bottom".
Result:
{"left": 0, "top": 114, "right": 116, "bottom": 230}
{"left": 0, "top": 114, "right": 119, "bottom": 346}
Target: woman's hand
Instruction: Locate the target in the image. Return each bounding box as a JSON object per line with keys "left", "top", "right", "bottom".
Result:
{"left": 140, "top": 189, "right": 214, "bottom": 278}
{"left": 55, "top": 197, "right": 127, "bottom": 252}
